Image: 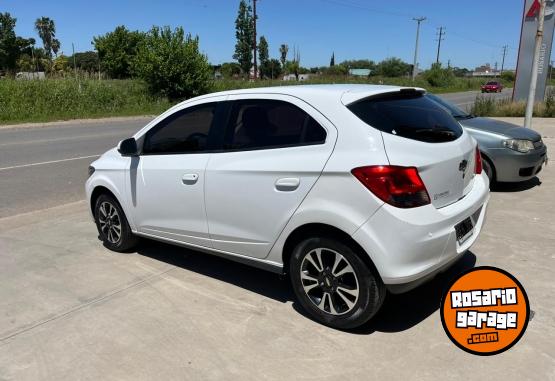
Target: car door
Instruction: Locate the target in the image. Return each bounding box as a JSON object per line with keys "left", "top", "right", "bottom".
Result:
{"left": 204, "top": 94, "right": 337, "bottom": 259}
{"left": 129, "top": 98, "right": 226, "bottom": 248}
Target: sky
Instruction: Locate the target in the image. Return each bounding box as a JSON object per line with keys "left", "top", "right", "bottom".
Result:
{"left": 2, "top": 0, "right": 542, "bottom": 70}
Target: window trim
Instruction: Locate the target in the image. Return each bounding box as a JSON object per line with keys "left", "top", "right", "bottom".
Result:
{"left": 220, "top": 98, "right": 328, "bottom": 153}
{"left": 140, "top": 102, "right": 223, "bottom": 156}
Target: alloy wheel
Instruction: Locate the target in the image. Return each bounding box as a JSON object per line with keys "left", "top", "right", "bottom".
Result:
{"left": 98, "top": 201, "right": 122, "bottom": 244}
{"left": 300, "top": 248, "right": 360, "bottom": 315}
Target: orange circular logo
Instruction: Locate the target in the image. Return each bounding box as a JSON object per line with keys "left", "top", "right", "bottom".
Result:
{"left": 440, "top": 266, "right": 530, "bottom": 356}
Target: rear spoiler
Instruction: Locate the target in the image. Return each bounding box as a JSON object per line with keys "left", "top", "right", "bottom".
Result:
{"left": 341, "top": 87, "right": 426, "bottom": 106}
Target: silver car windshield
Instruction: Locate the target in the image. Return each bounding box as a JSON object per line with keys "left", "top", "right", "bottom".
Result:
{"left": 426, "top": 94, "right": 472, "bottom": 120}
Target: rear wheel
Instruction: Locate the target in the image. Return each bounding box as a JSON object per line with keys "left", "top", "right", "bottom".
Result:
{"left": 289, "top": 237, "right": 385, "bottom": 329}
{"left": 94, "top": 194, "right": 138, "bottom": 252}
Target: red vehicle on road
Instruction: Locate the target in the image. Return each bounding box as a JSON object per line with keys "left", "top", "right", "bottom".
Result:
{"left": 481, "top": 81, "right": 503, "bottom": 93}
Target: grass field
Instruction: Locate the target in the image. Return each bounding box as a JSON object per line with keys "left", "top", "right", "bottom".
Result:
{"left": 0, "top": 79, "right": 171, "bottom": 124}
{"left": 0, "top": 76, "right": 518, "bottom": 124}
{"left": 471, "top": 90, "right": 555, "bottom": 117}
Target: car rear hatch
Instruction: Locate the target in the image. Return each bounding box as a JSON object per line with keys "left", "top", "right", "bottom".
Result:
{"left": 346, "top": 89, "right": 477, "bottom": 208}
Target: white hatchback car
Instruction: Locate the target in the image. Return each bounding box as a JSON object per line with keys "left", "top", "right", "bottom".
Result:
{"left": 86, "top": 85, "right": 489, "bottom": 329}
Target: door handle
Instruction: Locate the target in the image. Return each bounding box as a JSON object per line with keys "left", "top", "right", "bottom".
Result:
{"left": 182, "top": 173, "right": 199, "bottom": 185}
{"left": 275, "top": 177, "right": 300, "bottom": 191}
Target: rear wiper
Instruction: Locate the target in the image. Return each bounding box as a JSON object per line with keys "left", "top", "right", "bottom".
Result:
{"left": 454, "top": 114, "right": 475, "bottom": 120}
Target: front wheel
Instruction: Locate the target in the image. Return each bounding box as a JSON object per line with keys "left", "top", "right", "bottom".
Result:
{"left": 94, "top": 194, "right": 138, "bottom": 252}
{"left": 482, "top": 155, "right": 496, "bottom": 186}
{"left": 289, "top": 237, "right": 385, "bottom": 329}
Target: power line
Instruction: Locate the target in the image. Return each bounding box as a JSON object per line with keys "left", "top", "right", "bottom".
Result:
{"left": 436, "top": 26, "right": 445, "bottom": 64}
{"left": 313, "top": 0, "right": 510, "bottom": 51}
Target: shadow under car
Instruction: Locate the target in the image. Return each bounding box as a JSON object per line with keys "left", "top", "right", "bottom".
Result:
{"left": 134, "top": 238, "right": 477, "bottom": 334}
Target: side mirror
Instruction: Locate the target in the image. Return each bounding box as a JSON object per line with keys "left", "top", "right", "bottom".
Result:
{"left": 118, "top": 138, "right": 138, "bottom": 157}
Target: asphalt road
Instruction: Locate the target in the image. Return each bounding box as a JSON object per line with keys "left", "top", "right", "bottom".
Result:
{"left": 0, "top": 89, "right": 511, "bottom": 218}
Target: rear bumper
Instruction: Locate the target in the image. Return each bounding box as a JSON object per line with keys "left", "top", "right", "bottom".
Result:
{"left": 490, "top": 145, "right": 547, "bottom": 182}
{"left": 352, "top": 173, "right": 490, "bottom": 293}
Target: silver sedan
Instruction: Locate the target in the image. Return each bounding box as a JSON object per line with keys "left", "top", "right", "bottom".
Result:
{"left": 427, "top": 94, "right": 548, "bottom": 184}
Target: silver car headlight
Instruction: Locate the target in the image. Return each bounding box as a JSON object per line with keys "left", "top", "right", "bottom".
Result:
{"left": 503, "top": 139, "right": 534, "bottom": 153}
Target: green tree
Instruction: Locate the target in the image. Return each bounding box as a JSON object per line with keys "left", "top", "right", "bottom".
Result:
{"left": 258, "top": 36, "right": 269, "bottom": 65}
{"left": 34, "top": 17, "right": 60, "bottom": 60}
{"left": 233, "top": 0, "right": 254, "bottom": 77}
{"left": 330, "top": 52, "right": 335, "bottom": 67}
{"left": 260, "top": 58, "right": 281, "bottom": 79}
{"left": 16, "top": 54, "right": 34, "bottom": 71}
{"left": 279, "top": 44, "right": 288, "bottom": 69}
{"left": 452, "top": 67, "right": 470, "bottom": 77}
{"left": 374, "top": 57, "right": 411, "bottom": 77}
{"left": 500, "top": 71, "right": 516, "bottom": 82}
{"left": 258, "top": 36, "right": 273, "bottom": 78}
{"left": 51, "top": 38, "right": 60, "bottom": 56}
{"left": 134, "top": 26, "right": 212, "bottom": 100}
{"left": 0, "top": 13, "right": 20, "bottom": 73}
{"left": 93, "top": 26, "right": 144, "bottom": 78}
{"left": 340, "top": 59, "right": 375, "bottom": 70}
{"left": 52, "top": 54, "right": 69, "bottom": 73}
{"left": 325, "top": 64, "right": 348, "bottom": 76}
{"left": 68, "top": 51, "right": 99, "bottom": 72}
{"left": 220, "top": 62, "right": 241, "bottom": 78}
{"left": 31, "top": 47, "right": 49, "bottom": 71}
{"left": 424, "top": 62, "right": 455, "bottom": 87}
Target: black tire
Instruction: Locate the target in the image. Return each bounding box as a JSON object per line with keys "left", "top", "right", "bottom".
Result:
{"left": 481, "top": 155, "right": 496, "bottom": 187}
{"left": 94, "top": 193, "right": 138, "bottom": 252}
{"left": 289, "top": 237, "right": 385, "bottom": 329}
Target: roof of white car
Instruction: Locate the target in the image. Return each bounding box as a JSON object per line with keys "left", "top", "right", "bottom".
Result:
{"left": 194, "top": 84, "right": 426, "bottom": 106}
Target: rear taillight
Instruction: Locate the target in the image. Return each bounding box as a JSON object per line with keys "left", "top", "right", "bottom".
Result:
{"left": 351, "top": 166, "right": 431, "bottom": 208}
{"left": 475, "top": 147, "right": 483, "bottom": 174}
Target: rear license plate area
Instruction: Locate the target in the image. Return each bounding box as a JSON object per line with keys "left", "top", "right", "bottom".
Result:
{"left": 455, "top": 217, "right": 474, "bottom": 244}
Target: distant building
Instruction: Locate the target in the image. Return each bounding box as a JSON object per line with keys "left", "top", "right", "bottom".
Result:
{"left": 249, "top": 66, "right": 260, "bottom": 79}
{"left": 348, "top": 68, "right": 371, "bottom": 77}
{"left": 471, "top": 64, "right": 500, "bottom": 77}
{"left": 283, "top": 73, "right": 312, "bottom": 81}
{"left": 15, "top": 72, "right": 46, "bottom": 80}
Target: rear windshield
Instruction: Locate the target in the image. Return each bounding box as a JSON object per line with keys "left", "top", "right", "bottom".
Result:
{"left": 347, "top": 92, "right": 463, "bottom": 143}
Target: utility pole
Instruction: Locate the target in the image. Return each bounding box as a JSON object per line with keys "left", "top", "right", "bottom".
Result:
{"left": 252, "top": 0, "right": 258, "bottom": 80}
{"left": 501, "top": 45, "right": 508, "bottom": 73}
{"left": 411, "top": 17, "right": 426, "bottom": 81}
{"left": 525, "top": 0, "right": 546, "bottom": 129}
{"left": 31, "top": 44, "right": 37, "bottom": 72}
{"left": 436, "top": 26, "right": 445, "bottom": 64}
{"left": 72, "top": 43, "right": 77, "bottom": 79}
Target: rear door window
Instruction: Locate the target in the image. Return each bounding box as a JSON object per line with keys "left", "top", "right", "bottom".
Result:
{"left": 224, "top": 99, "right": 327, "bottom": 151}
{"left": 347, "top": 92, "right": 463, "bottom": 143}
